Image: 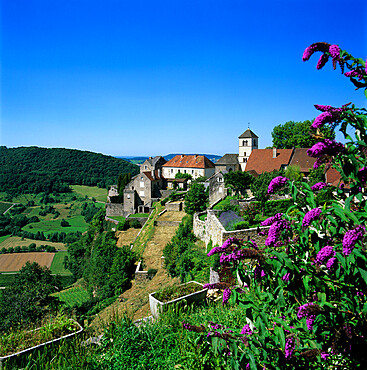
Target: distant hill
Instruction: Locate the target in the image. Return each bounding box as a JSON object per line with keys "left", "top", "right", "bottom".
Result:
{"left": 0, "top": 146, "right": 140, "bottom": 198}
{"left": 118, "top": 154, "right": 222, "bottom": 165}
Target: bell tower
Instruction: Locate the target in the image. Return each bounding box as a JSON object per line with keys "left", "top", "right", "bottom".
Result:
{"left": 238, "top": 129, "right": 258, "bottom": 171}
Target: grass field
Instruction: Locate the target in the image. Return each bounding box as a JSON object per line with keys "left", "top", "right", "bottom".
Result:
{"left": 0, "top": 202, "right": 14, "bottom": 214}
{"left": 23, "top": 215, "right": 89, "bottom": 235}
{"left": 50, "top": 251, "right": 72, "bottom": 275}
{"left": 108, "top": 216, "right": 125, "bottom": 222}
{"left": 53, "top": 286, "right": 90, "bottom": 307}
{"left": 71, "top": 185, "right": 107, "bottom": 202}
{"left": 0, "top": 236, "right": 66, "bottom": 251}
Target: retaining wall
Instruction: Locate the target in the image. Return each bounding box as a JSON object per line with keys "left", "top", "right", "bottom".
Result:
{"left": 193, "top": 209, "right": 269, "bottom": 247}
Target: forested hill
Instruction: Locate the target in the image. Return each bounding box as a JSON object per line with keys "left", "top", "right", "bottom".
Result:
{"left": 0, "top": 146, "right": 139, "bottom": 197}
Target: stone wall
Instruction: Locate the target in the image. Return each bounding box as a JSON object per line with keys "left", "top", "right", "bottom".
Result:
{"left": 193, "top": 209, "right": 269, "bottom": 247}
{"left": 165, "top": 201, "right": 183, "bottom": 211}
{"left": 106, "top": 203, "right": 125, "bottom": 217}
{"left": 154, "top": 220, "right": 181, "bottom": 227}
{"left": 135, "top": 261, "right": 149, "bottom": 283}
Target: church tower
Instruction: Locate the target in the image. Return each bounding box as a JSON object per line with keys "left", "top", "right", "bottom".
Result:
{"left": 238, "top": 129, "right": 258, "bottom": 171}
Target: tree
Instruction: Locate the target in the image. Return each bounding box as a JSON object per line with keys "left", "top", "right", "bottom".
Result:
{"left": 184, "top": 183, "right": 208, "bottom": 215}
{"left": 271, "top": 120, "right": 335, "bottom": 148}
{"left": 175, "top": 172, "right": 192, "bottom": 180}
{"left": 223, "top": 171, "right": 254, "bottom": 195}
{"left": 0, "top": 262, "right": 61, "bottom": 331}
{"left": 285, "top": 165, "right": 303, "bottom": 181}
{"left": 250, "top": 170, "right": 284, "bottom": 214}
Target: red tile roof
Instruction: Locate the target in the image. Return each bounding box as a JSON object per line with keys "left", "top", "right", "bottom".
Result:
{"left": 162, "top": 155, "right": 215, "bottom": 169}
{"left": 325, "top": 167, "right": 341, "bottom": 186}
{"left": 245, "top": 149, "right": 293, "bottom": 174}
{"left": 143, "top": 170, "right": 164, "bottom": 181}
{"left": 289, "top": 148, "right": 317, "bottom": 173}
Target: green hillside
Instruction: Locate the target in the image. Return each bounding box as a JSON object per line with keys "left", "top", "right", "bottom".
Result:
{"left": 0, "top": 146, "right": 139, "bottom": 199}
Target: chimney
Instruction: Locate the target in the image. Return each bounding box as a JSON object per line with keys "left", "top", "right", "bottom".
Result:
{"left": 181, "top": 154, "right": 184, "bottom": 158}
{"left": 273, "top": 147, "right": 277, "bottom": 158}
{"left": 151, "top": 170, "right": 155, "bottom": 179}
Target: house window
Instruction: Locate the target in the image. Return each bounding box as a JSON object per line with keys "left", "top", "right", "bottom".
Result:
{"left": 178, "top": 169, "right": 180, "bottom": 173}
{"left": 192, "top": 170, "right": 194, "bottom": 174}
{"left": 140, "top": 181, "right": 144, "bottom": 187}
{"left": 244, "top": 152, "right": 246, "bottom": 156}
{"left": 139, "top": 191, "right": 144, "bottom": 197}
{"left": 184, "top": 170, "right": 186, "bottom": 173}
{"left": 244, "top": 158, "right": 247, "bottom": 163}
{"left": 253, "top": 140, "right": 257, "bottom": 146}
{"left": 141, "top": 177, "right": 144, "bottom": 180}
{"left": 127, "top": 194, "right": 130, "bottom": 199}
{"left": 219, "top": 187, "right": 223, "bottom": 193}
{"left": 145, "top": 166, "right": 147, "bottom": 170}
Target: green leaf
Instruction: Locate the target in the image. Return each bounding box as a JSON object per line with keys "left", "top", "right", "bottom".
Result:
{"left": 363, "top": 302, "right": 367, "bottom": 315}
{"left": 358, "top": 267, "right": 367, "bottom": 285}
{"left": 274, "top": 326, "right": 285, "bottom": 349}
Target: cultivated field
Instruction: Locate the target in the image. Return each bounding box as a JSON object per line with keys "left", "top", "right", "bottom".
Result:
{"left": 0, "top": 252, "right": 55, "bottom": 272}
{"left": 50, "top": 251, "right": 71, "bottom": 275}
{"left": 0, "top": 202, "right": 14, "bottom": 214}
{"left": 0, "top": 236, "right": 66, "bottom": 250}
{"left": 53, "top": 286, "right": 90, "bottom": 307}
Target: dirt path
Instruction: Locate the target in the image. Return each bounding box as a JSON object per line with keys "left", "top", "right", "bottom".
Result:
{"left": 90, "top": 211, "right": 185, "bottom": 331}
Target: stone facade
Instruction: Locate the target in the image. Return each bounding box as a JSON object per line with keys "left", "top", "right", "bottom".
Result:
{"left": 208, "top": 172, "right": 227, "bottom": 206}
{"left": 165, "top": 201, "right": 184, "bottom": 212}
{"left": 193, "top": 210, "right": 269, "bottom": 247}
{"left": 106, "top": 203, "right": 125, "bottom": 217}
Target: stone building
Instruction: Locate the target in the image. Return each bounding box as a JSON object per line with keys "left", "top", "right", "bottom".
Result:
{"left": 215, "top": 153, "right": 240, "bottom": 173}
{"left": 238, "top": 129, "right": 259, "bottom": 171}
{"left": 207, "top": 172, "right": 227, "bottom": 206}
{"left": 162, "top": 154, "right": 215, "bottom": 180}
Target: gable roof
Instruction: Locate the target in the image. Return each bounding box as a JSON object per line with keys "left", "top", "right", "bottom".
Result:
{"left": 215, "top": 153, "right": 239, "bottom": 165}
{"left": 325, "top": 166, "right": 341, "bottom": 187}
{"left": 239, "top": 129, "right": 258, "bottom": 139}
{"left": 245, "top": 149, "right": 293, "bottom": 174}
{"left": 162, "top": 154, "right": 215, "bottom": 169}
{"left": 289, "top": 148, "right": 317, "bottom": 173}
{"left": 143, "top": 170, "right": 164, "bottom": 181}
{"left": 144, "top": 156, "right": 166, "bottom": 167}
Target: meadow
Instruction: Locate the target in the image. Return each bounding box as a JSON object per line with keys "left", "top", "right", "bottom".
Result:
{"left": 71, "top": 185, "right": 107, "bottom": 202}
{"left": 52, "top": 286, "right": 90, "bottom": 308}
{"left": 0, "top": 236, "right": 66, "bottom": 251}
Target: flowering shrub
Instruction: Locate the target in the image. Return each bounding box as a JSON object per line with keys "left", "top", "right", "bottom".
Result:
{"left": 183, "top": 44, "right": 367, "bottom": 369}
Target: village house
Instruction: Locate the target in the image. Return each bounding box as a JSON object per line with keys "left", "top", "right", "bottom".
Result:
{"left": 162, "top": 154, "right": 215, "bottom": 182}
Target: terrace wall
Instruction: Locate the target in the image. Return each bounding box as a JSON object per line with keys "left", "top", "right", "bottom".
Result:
{"left": 193, "top": 209, "right": 269, "bottom": 247}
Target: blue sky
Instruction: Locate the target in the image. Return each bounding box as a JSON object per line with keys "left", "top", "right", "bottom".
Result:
{"left": 1, "top": 0, "right": 367, "bottom": 157}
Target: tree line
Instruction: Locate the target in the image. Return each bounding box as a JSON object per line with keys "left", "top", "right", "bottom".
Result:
{"left": 0, "top": 146, "right": 139, "bottom": 198}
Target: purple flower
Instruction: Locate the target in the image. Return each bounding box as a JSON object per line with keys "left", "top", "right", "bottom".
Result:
{"left": 345, "top": 70, "right": 364, "bottom": 79}
{"left": 307, "top": 139, "right": 344, "bottom": 158}
{"left": 343, "top": 225, "right": 366, "bottom": 256}
{"left": 315, "top": 245, "right": 335, "bottom": 265}
{"left": 222, "top": 288, "right": 231, "bottom": 305}
{"left": 326, "top": 257, "right": 337, "bottom": 270}
{"left": 316, "top": 53, "right": 329, "bottom": 70}
{"left": 302, "top": 208, "right": 322, "bottom": 228}
{"left": 297, "top": 302, "right": 321, "bottom": 331}
{"left": 265, "top": 219, "right": 290, "bottom": 247}
{"left": 220, "top": 247, "right": 259, "bottom": 264}
{"left": 261, "top": 213, "right": 283, "bottom": 226}
{"left": 357, "top": 291, "right": 364, "bottom": 297}
{"left": 329, "top": 44, "right": 340, "bottom": 60}
{"left": 207, "top": 237, "right": 242, "bottom": 256}
{"left": 312, "top": 112, "right": 334, "bottom": 129}
{"left": 282, "top": 272, "right": 290, "bottom": 282}
{"left": 358, "top": 167, "right": 367, "bottom": 184}
{"left": 203, "top": 282, "right": 229, "bottom": 290}
{"left": 311, "top": 182, "right": 327, "bottom": 191}
{"left": 285, "top": 336, "right": 295, "bottom": 360}
{"left": 302, "top": 42, "right": 330, "bottom": 62}
{"left": 241, "top": 324, "right": 253, "bottom": 336}
{"left": 254, "top": 264, "right": 266, "bottom": 280}
{"left": 314, "top": 104, "right": 333, "bottom": 112}
{"left": 268, "top": 176, "right": 289, "bottom": 194}
{"left": 320, "top": 351, "right": 330, "bottom": 360}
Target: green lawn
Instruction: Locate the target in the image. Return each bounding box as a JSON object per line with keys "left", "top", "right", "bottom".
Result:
{"left": 129, "top": 213, "right": 149, "bottom": 218}
{"left": 108, "top": 216, "right": 125, "bottom": 222}
{"left": 50, "top": 251, "right": 72, "bottom": 275}
{"left": 71, "top": 185, "right": 107, "bottom": 202}
{"left": 53, "top": 286, "right": 90, "bottom": 307}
